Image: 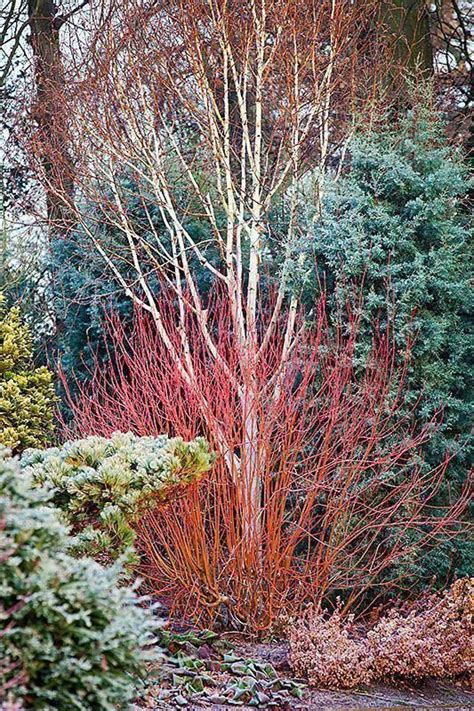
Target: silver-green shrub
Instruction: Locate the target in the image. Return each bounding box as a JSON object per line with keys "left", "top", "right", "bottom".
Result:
{"left": 0, "top": 448, "right": 158, "bottom": 710}
{"left": 21, "top": 431, "right": 214, "bottom": 561}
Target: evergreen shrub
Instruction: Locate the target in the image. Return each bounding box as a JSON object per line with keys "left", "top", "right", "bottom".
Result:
{"left": 0, "top": 448, "right": 158, "bottom": 710}
{"left": 0, "top": 298, "right": 55, "bottom": 452}
{"left": 22, "top": 431, "right": 214, "bottom": 560}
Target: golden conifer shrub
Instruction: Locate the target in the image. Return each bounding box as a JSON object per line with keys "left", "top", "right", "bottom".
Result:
{"left": 0, "top": 296, "right": 55, "bottom": 452}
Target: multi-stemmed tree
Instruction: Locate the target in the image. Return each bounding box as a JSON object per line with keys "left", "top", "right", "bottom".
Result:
{"left": 45, "top": 0, "right": 389, "bottom": 547}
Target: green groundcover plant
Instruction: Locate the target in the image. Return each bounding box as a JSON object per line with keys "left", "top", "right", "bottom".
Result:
{"left": 21, "top": 431, "right": 215, "bottom": 561}
{"left": 0, "top": 447, "right": 159, "bottom": 710}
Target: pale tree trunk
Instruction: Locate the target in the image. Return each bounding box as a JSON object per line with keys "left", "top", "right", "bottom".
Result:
{"left": 56, "top": 0, "right": 385, "bottom": 583}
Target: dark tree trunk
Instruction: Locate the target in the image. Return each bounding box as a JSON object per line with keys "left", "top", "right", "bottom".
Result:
{"left": 383, "top": 0, "right": 433, "bottom": 76}
{"left": 28, "top": 0, "right": 75, "bottom": 234}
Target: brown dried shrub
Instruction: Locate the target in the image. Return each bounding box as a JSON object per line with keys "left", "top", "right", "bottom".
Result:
{"left": 289, "top": 608, "right": 373, "bottom": 689}
{"left": 289, "top": 579, "right": 473, "bottom": 689}
{"left": 367, "top": 578, "right": 473, "bottom": 681}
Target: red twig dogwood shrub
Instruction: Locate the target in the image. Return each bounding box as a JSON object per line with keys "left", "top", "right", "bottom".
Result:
{"left": 289, "top": 578, "right": 473, "bottom": 688}
{"left": 61, "top": 290, "right": 467, "bottom": 631}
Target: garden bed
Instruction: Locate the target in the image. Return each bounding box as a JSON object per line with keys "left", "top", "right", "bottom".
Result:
{"left": 137, "top": 632, "right": 473, "bottom": 710}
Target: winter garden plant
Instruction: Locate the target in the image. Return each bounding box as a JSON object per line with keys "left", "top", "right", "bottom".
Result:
{"left": 0, "top": 297, "right": 55, "bottom": 453}
{"left": 0, "top": 448, "right": 158, "bottom": 710}
{"left": 64, "top": 294, "right": 470, "bottom": 629}
{"left": 289, "top": 578, "right": 473, "bottom": 689}
{"left": 21, "top": 431, "right": 215, "bottom": 561}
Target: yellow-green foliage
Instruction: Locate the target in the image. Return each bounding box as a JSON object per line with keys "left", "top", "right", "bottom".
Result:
{"left": 22, "top": 431, "right": 215, "bottom": 561}
{"left": 0, "top": 297, "right": 56, "bottom": 452}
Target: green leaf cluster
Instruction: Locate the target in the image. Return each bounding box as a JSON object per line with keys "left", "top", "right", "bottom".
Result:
{"left": 149, "top": 633, "right": 304, "bottom": 707}
{"left": 21, "top": 431, "right": 215, "bottom": 560}
{"left": 0, "top": 297, "right": 56, "bottom": 453}
{"left": 0, "top": 448, "right": 159, "bottom": 710}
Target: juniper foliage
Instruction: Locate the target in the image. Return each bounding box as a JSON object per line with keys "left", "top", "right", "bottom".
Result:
{"left": 297, "top": 112, "right": 473, "bottom": 583}
{"left": 0, "top": 448, "right": 158, "bottom": 710}
{"left": 317, "top": 115, "right": 472, "bottom": 456}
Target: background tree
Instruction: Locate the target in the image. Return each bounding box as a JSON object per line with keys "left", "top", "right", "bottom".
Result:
{"left": 383, "top": 0, "right": 433, "bottom": 75}
{"left": 1, "top": 0, "right": 90, "bottom": 336}
{"left": 430, "top": 0, "right": 473, "bottom": 150}
{"left": 297, "top": 108, "right": 473, "bottom": 583}
{"left": 1, "top": 0, "right": 89, "bottom": 231}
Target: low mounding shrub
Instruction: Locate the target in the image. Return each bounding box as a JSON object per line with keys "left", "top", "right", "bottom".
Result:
{"left": 367, "top": 578, "right": 473, "bottom": 681}
{"left": 289, "top": 579, "right": 473, "bottom": 689}
{"left": 22, "top": 431, "right": 214, "bottom": 560}
{"left": 0, "top": 448, "right": 158, "bottom": 710}
{"left": 289, "top": 609, "right": 373, "bottom": 689}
